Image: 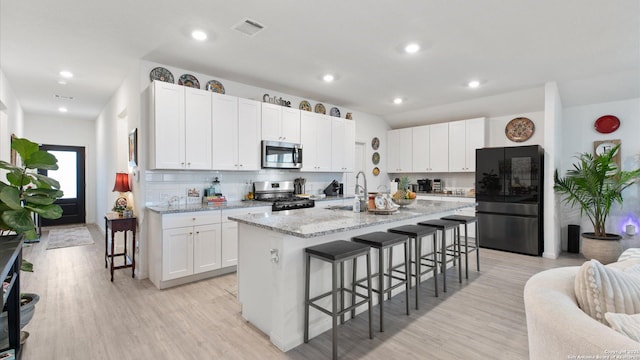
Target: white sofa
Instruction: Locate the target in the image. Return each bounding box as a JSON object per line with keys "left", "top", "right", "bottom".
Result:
{"left": 524, "top": 265, "right": 640, "bottom": 359}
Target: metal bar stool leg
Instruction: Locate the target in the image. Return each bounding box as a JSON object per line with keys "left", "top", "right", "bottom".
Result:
{"left": 441, "top": 229, "right": 447, "bottom": 292}
{"left": 351, "top": 257, "right": 357, "bottom": 320}
{"left": 304, "top": 253, "right": 310, "bottom": 343}
{"left": 387, "top": 247, "right": 393, "bottom": 301}
{"left": 404, "top": 240, "right": 410, "bottom": 315}
{"left": 464, "top": 223, "right": 469, "bottom": 279}
{"left": 432, "top": 232, "right": 438, "bottom": 297}
{"left": 332, "top": 262, "right": 338, "bottom": 360}
{"left": 415, "top": 236, "right": 421, "bottom": 308}
{"left": 378, "top": 248, "right": 384, "bottom": 332}
{"left": 366, "top": 253, "right": 373, "bottom": 339}
{"left": 340, "top": 261, "right": 345, "bottom": 324}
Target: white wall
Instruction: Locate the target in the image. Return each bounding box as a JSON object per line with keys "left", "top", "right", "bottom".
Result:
{"left": 543, "top": 82, "right": 563, "bottom": 259}
{"left": 486, "top": 110, "right": 545, "bottom": 147}
{"left": 23, "top": 114, "right": 97, "bottom": 224}
{"left": 559, "top": 97, "right": 640, "bottom": 246}
{"left": 0, "top": 69, "right": 25, "bottom": 159}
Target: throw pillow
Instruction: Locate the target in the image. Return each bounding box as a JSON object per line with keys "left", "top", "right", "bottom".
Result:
{"left": 619, "top": 248, "right": 640, "bottom": 263}
{"left": 574, "top": 259, "right": 640, "bottom": 324}
{"left": 605, "top": 312, "right": 640, "bottom": 342}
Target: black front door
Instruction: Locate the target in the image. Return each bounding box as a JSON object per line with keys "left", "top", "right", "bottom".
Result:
{"left": 38, "top": 145, "right": 86, "bottom": 226}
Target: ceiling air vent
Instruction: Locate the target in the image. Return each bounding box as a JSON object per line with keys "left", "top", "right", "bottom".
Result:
{"left": 54, "top": 94, "right": 74, "bottom": 100}
{"left": 232, "top": 18, "right": 265, "bottom": 37}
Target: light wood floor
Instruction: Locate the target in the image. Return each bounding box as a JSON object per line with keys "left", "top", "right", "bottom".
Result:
{"left": 19, "top": 224, "right": 585, "bottom": 359}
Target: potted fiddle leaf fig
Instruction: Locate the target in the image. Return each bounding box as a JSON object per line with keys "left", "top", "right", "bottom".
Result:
{"left": 554, "top": 144, "right": 640, "bottom": 264}
{"left": 0, "top": 137, "right": 63, "bottom": 345}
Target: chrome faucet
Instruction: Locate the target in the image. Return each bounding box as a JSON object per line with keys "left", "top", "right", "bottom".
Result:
{"left": 355, "top": 171, "right": 368, "bottom": 211}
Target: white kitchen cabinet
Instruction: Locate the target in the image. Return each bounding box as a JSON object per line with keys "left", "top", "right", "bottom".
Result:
{"left": 412, "top": 123, "right": 448, "bottom": 172}
{"left": 387, "top": 128, "right": 412, "bottom": 173}
{"left": 448, "top": 117, "right": 485, "bottom": 172}
{"left": 261, "top": 103, "right": 301, "bottom": 143}
{"left": 237, "top": 98, "right": 262, "bottom": 170}
{"left": 212, "top": 96, "right": 261, "bottom": 171}
{"left": 149, "top": 81, "right": 212, "bottom": 170}
{"left": 148, "top": 211, "right": 225, "bottom": 289}
{"left": 300, "top": 112, "right": 332, "bottom": 172}
{"left": 331, "top": 117, "right": 355, "bottom": 172}
{"left": 211, "top": 93, "right": 239, "bottom": 170}
{"left": 221, "top": 206, "right": 271, "bottom": 268}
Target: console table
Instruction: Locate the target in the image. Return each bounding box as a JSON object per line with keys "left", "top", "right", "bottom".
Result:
{"left": 104, "top": 214, "right": 136, "bottom": 281}
{"left": 0, "top": 236, "right": 24, "bottom": 358}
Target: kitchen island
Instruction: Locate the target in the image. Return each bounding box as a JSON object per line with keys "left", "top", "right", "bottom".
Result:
{"left": 229, "top": 199, "right": 474, "bottom": 352}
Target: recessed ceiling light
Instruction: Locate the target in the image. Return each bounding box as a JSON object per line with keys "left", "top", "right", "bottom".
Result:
{"left": 191, "top": 30, "right": 207, "bottom": 41}
{"left": 404, "top": 43, "right": 420, "bottom": 54}
{"left": 468, "top": 80, "right": 480, "bottom": 88}
{"left": 323, "top": 74, "right": 335, "bottom": 82}
{"left": 393, "top": 97, "right": 403, "bottom": 105}
{"left": 57, "top": 80, "right": 67, "bottom": 85}
{"left": 58, "top": 107, "right": 68, "bottom": 113}
{"left": 59, "top": 70, "right": 73, "bottom": 79}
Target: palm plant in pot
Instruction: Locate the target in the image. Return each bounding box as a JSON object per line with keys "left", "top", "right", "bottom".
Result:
{"left": 0, "top": 137, "right": 63, "bottom": 345}
{"left": 554, "top": 144, "right": 640, "bottom": 264}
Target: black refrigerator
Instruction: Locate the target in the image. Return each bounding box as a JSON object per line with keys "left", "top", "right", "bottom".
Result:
{"left": 475, "top": 145, "right": 544, "bottom": 256}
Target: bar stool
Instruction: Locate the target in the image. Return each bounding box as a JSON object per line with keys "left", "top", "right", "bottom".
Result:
{"left": 352, "top": 231, "right": 410, "bottom": 332}
{"left": 387, "top": 225, "right": 439, "bottom": 309}
{"left": 441, "top": 215, "right": 480, "bottom": 279}
{"left": 304, "top": 240, "right": 374, "bottom": 360}
{"left": 417, "top": 219, "right": 461, "bottom": 292}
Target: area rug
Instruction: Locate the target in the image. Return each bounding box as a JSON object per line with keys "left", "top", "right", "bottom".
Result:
{"left": 46, "top": 226, "right": 94, "bottom": 250}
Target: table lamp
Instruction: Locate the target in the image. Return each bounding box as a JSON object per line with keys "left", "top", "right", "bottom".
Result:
{"left": 112, "top": 172, "right": 131, "bottom": 216}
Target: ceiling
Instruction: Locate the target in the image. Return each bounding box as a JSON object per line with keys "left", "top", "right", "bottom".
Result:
{"left": 1, "top": 0, "right": 638, "bottom": 128}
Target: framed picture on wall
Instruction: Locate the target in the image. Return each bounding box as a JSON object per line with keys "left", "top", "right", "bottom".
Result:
{"left": 129, "top": 128, "right": 138, "bottom": 167}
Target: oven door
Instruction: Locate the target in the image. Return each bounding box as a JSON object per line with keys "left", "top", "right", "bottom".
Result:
{"left": 262, "top": 140, "right": 302, "bottom": 169}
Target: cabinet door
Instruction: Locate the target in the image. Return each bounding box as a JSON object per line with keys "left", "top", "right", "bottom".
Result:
{"left": 185, "top": 88, "right": 213, "bottom": 170}
{"left": 387, "top": 129, "right": 401, "bottom": 172}
{"left": 300, "top": 112, "right": 318, "bottom": 171}
{"left": 221, "top": 221, "right": 238, "bottom": 267}
{"left": 261, "top": 103, "right": 281, "bottom": 141}
{"left": 316, "top": 115, "right": 332, "bottom": 171}
{"left": 331, "top": 118, "right": 345, "bottom": 171}
{"left": 153, "top": 82, "right": 185, "bottom": 169}
{"left": 412, "top": 125, "right": 430, "bottom": 171}
{"left": 429, "top": 123, "right": 449, "bottom": 172}
{"left": 398, "top": 128, "right": 413, "bottom": 173}
{"left": 281, "top": 107, "right": 301, "bottom": 143}
{"left": 162, "top": 227, "right": 194, "bottom": 280}
{"left": 343, "top": 120, "right": 355, "bottom": 172}
{"left": 448, "top": 120, "right": 467, "bottom": 172}
{"left": 193, "top": 224, "right": 222, "bottom": 274}
{"left": 237, "top": 98, "right": 262, "bottom": 170}
{"left": 212, "top": 93, "right": 239, "bottom": 170}
{"left": 465, "top": 118, "right": 486, "bottom": 172}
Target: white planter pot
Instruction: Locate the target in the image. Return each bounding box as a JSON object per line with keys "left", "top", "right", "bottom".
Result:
{"left": 581, "top": 233, "right": 623, "bottom": 265}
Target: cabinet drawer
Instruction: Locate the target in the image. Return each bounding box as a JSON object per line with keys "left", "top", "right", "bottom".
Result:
{"left": 222, "top": 206, "right": 271, "bottom": 222}
{"left": 163, "top": 211, "right": 221, "bottom": 229}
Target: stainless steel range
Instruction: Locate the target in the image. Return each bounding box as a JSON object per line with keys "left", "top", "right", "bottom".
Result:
{"left": 253, "top": 181, "right": 315, "bottom": 211}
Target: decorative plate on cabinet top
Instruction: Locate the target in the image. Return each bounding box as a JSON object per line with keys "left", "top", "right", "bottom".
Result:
{"left": 314, "top": 103, "right": 326, "bottom": 114}
{"left": 505, "top": 117, "right": 535, "bottom": 142}
{"left": 594, "top": 115, "right": 620, "bottom": 134}
{"left": 206, "top": 80, "right": 225, "bottom": 94}
{"left": 372, "top": 167, "right": 380, "bottom": 176}
{"left": 178, "top": 74, "right": 200, "bottom": 89}
{"left": 299, "top": 100, "right": 312, "bottom": 112}
{"left": 149, "top": 67, "right": 174, "bottom": 83}
{"left": 330, "top": 107, "right": 341, "bottom": 117}
{"left": 371, "top": 137, "right": 380, "bottom": 150}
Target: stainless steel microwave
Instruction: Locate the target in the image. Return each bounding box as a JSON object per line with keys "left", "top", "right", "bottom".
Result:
{"left": 261, "top": 140, "right": 303, "bottom": 169}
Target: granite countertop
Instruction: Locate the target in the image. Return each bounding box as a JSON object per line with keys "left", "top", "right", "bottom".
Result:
{"left": 229, "top": 199, "right": 475, "bottom": 238}
{"left": 146, "top": 195, "right": 348, "bottom": 214}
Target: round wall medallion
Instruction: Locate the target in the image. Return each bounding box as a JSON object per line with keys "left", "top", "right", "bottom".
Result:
{"left": 371, "top": 137, "right": 380, "bottom": 150}
{"left": 505, "top": 117, "right": 535, "bottom": 142}
{"left": 594, "top": 115, "right": 620, "bottom": 134}
{"left": 372, "top": 152, "right": 380, "bottom": 165}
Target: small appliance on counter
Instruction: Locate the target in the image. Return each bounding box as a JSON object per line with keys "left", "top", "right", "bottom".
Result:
{"left": 432, "top": 179, "right": 442, "bottom": 193}
{"left": 323, "top": 180, "right": 340, "bottom": 196}
{"left": 417, "top": 179, "right": 432, "bottom": 192}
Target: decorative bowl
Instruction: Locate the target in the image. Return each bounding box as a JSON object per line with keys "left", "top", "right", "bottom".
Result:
{"left": 391, "top": 197, "right": 416, "bottom": 207}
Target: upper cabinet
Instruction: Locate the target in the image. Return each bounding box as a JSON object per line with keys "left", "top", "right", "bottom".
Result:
{"left": 149, "top": 81, "right": 212, "bottom": 170}
{"left": 331, "top": 117, "right": 355, "bottom": 172}
{"left": 387, "top": 128, "right": 413, "bottom": 173}
{"left": 411, "top": 123, "right": 448, "bottom": 172}
{"left": 300, "top": 112, "right": 332, "bottom": 172}
{"left": 448, "top": 117, "right": 485, "bottom": 172}
{"left": 236, "top": 98, "right": 262, "bottom": 171}
{"left": 261, "top": 103, "right": 301, "bottom": 143}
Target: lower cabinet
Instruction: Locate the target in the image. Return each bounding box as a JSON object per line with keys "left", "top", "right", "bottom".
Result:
{"left": 162, "top": 223, "right": 221, "bottom": 280}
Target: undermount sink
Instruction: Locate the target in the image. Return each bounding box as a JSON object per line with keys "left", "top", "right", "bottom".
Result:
{"left": 325, "top": 205, "right": 353, "bottom": 211}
